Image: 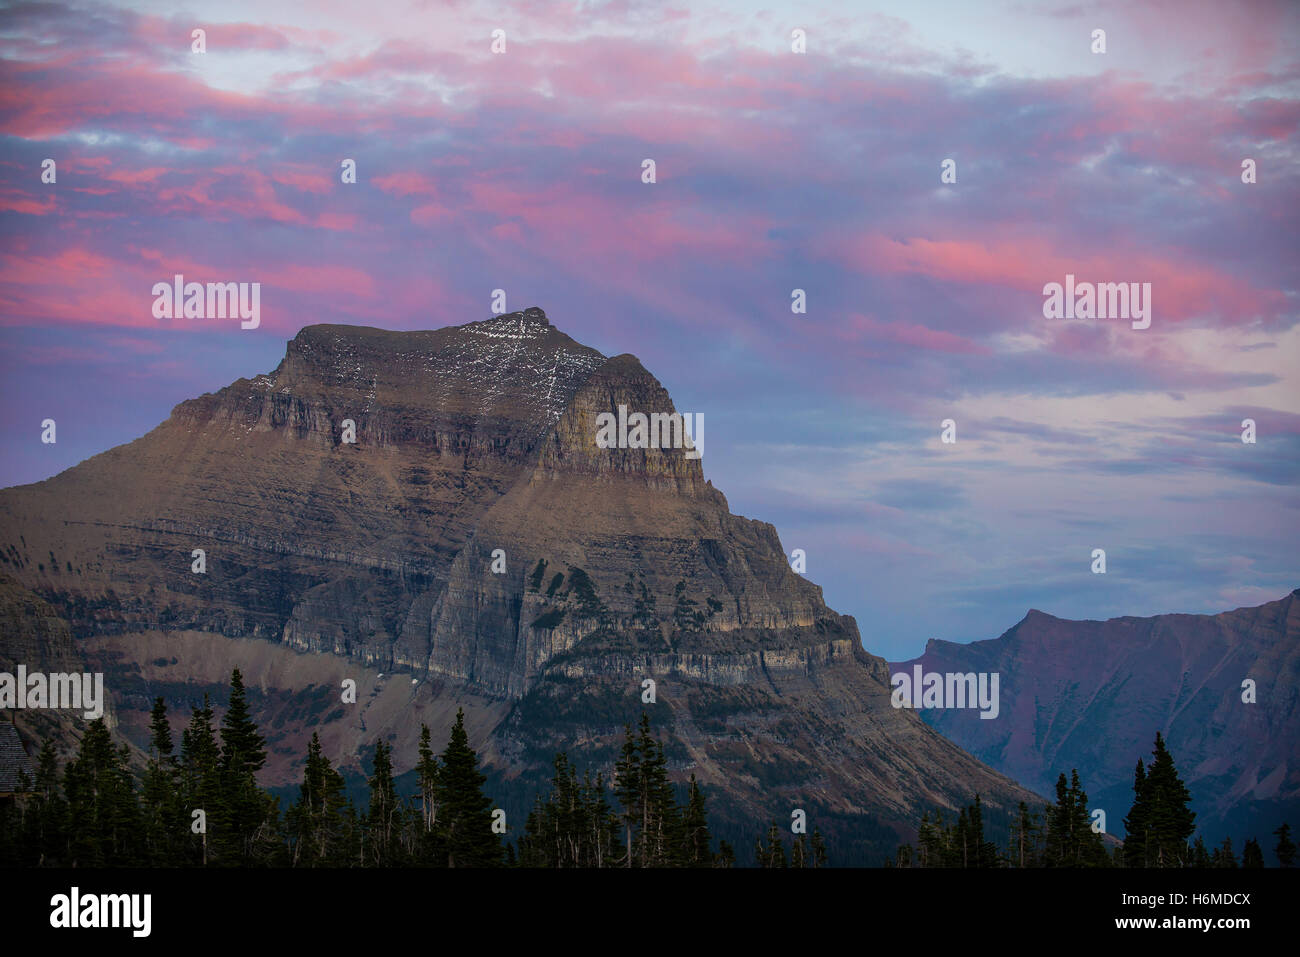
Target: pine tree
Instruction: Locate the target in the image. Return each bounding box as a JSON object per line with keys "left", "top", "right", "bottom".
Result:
{"left": 1123, "top": 733, "right": 1194, "bottom": 868}
{"left": 1141, "top": 732, "right": 1195, "bottom": 867}
{"left": 791, "top": 833, "right": 809, "bottom": 868}
{"left": 62, "top": 718, "right": 143, "bottom": 866}
{"left": 810, "top": 829, "right": 828, "bottom": 868}
{"left": 216, "top": 668, "right": 275, "bottom": 864}
{"left": 968, "top": 794, "right": 1001, "bottom": 867}
{"left": 365, "top": 739, "right": 401, "bottom": 866}
{"left": 1009, "top": 801, "right": 1040, "bottom": 868}
{"left": 969, "top": 797, "right": 984, "bottom": 867}
{"left": 646, "top": 735, "right": 682, "bottom": 866}
{"left": 413, "top": 724, "right": 443, "bottom": 863}
{"left": 219, "top": 669, "right": 266, "bottom": 777}
{"left": 1191, "top": 835, "right": 1212, "bottom": 866}
{"left": 613, "top": 723, "right": 639, "bottom": 867}
{"left": 1122, "top": 759, "right": 1149, "bottom": 867}
{"left": 21, "top": 739, "right": 67, "bottom": 866}
{"left": 545, "top": 753, "right": 578, "bottom": 867}
{"left": 1039, "top": 771, "right": 1106, "bottom": 867}
{"left": 1069, "top": 771, "right": 1107, "bottom": 866}
{"left": 628, "top": 714, "right": 676, "bottom": 866}
{"left": 148, "top": 696, "right": 173, "bottom": 759}
{"left": 142, "top": 696, "right": 182, "bottom": 865}
{"left": 755, "top": 820, "right": 788, "bottom": 868}
{"left": 416, "top": 725, "right": 440, "bottom": 831}
{"left": 179, "top": 695, "right": 221, "bottom": 865}
{"left": 286, "top": 732, "right": 354, "bottom": 866}
{"left": 609, "top": 715, "right": 692, "bottom": 868}
{"left": 682, "top": 775, "right": 713, "bottom": 867}
{"left": 1212, "top": 836, "right": 1238, "bottom": 868}
{"left": 518, "top": 753, "right": 621, "bottom": 867}
{"left": 11, "top": 733, "right": 65, "bottom": 868}
{"left": 918, "top": 811, "right": 938, "bottom": 867}
{"left": 1241, "top": 837, "right": 1264, "bottom": 868}
{"left": 768, "top": 821, "right": 788, "bottom": 868}
{"left": 1044, "top": 773, "right": 1072, "bottom": 867}
{"left": 585, "top": 771, "right": 617, "bottom": 868}
{"left": 436, "top": 707, "right": 502, "bottom": 867}
{"left": 714, "top": 838, "right": 736, "bottom": 868}
{"left": 1274, "top": 822, "right": 1295, "bottom": 868}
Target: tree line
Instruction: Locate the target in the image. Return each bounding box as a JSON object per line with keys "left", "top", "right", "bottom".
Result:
{"left": 890, "top": 731, "right": 1296, "bottom": 868}
{"left": 0, "top": 669, "right": 784, "bottom": 867}
{"left": 7, "top": 677, "right": 1290, "bottom": 869}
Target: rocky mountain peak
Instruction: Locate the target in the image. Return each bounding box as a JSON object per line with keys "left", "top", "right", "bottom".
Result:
{"left": 0, "top": 308, "right": 1045, "bottom": 861}
{"left": 178, "top": 311, "right": 610, "bottom": 456}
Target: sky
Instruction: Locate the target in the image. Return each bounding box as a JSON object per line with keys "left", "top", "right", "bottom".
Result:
{"left": 0, "top": 0, "right": 1297, "bottom": 661}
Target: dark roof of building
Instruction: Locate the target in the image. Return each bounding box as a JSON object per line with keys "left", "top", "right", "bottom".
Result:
{"left": 0, "top": 720, "right": 35, "bottom": 793}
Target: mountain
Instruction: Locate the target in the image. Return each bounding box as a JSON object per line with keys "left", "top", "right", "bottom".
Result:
{"left": 893, "top": 592, "right": 1300, "bottom": 845}
{"left": 0, "top": 307, "right": 1040, "bottom": 861}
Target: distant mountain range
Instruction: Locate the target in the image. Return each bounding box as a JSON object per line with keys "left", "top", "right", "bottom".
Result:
{"left": 0, "top": 307, "right": 1039, "bottom": 863}
{"left": 894, "top": 591, "right": 1300, "bottom": 846}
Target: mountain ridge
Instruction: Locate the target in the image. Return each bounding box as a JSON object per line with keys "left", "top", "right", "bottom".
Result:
{"left": 894, "top": 589, "right": 1300, "bottom": 844}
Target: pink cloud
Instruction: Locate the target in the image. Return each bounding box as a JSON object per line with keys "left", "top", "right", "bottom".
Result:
{"left": 374, "top": 172, "right": 440, "bottom": 197}
{"left": 268, "top": 166, "right": 334, "bottom": 195}
{"left": 826, "top": 232, "right": 1284, "bottom": 326}
{"left": 262, "top": 263, "right": 377, "bottom": 299}
{"left": 0, "top": 189, "right": 55, "bottom": 215}
{"left": 464, "top": 176, "right": 775, "bottom": 265}
{"left": 838, "top": 313, "right": 992, "bottom": 356}
{"left": 102, "top": 167, "right": 171, "bottom": 185}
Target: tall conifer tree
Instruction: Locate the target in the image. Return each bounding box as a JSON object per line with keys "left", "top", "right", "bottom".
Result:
{"left": 1274, "top": 823, "right": 1295, "bottom": 867}
{"left": 436, "top": 708, "right": 501, "bottom": 867}
{"left": 217, "top": 669, "right": 274, "bottom": 864}
{"left": 366, "top": 739, "right": 400, "bottom": 866}
{"left": 143, "top": 696, "right": 181, "bottom": 864}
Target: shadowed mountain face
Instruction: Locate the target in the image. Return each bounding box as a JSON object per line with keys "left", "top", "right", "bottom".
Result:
{"left": 0, "top": 308, "right": 1039, "bottom": 861}
{"left": 893, "top": 591, "right": 1300, "bottom": 845}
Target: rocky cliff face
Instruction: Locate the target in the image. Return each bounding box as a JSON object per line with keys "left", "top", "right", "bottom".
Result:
{"left": 0, "top": 308, "right": 1039, "bottom": 860}
{"left": 0, "top": 574, "right": 113, "bottom": 760}
{"left": 893, "top": 591, "right": 1300, "bottom": 845}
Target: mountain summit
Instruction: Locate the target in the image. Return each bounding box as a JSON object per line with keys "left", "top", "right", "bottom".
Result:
{"left": 0, "top": 309, "right": 1037, "bottom": 860}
